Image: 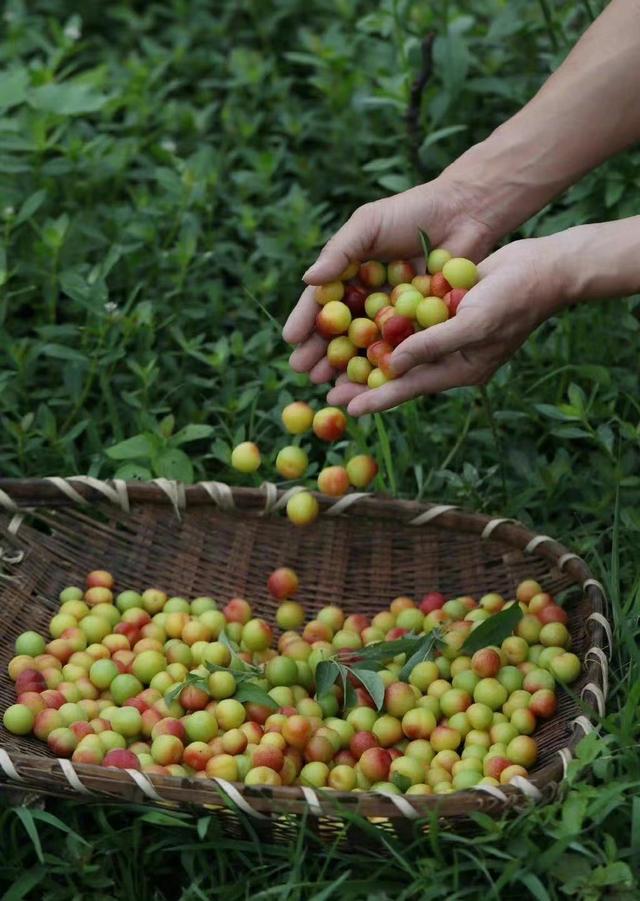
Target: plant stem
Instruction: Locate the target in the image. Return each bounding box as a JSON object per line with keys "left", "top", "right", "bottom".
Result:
{"left": 479, "top": 385, "right": 507, "bottom": 507}
{"left": 537, "top": 0, "right": 559, "bottom": 50}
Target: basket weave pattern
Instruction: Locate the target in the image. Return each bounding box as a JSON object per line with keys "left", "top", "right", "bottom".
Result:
{"left": 0, "top": 478, "right": 609, "bottom": 829}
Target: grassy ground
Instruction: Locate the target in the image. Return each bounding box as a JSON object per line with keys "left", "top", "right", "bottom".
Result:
{"left": 1, "top": 1, "right": 639, "bottom": 897}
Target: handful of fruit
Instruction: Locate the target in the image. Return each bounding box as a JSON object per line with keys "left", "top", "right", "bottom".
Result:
{"left": 314, "top": 248, "right": 478, "bottom": 389}
{"left": 3, "top": 569, "right": 581, "bottom": 797}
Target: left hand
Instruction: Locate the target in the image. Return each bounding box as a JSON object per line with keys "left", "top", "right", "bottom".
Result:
{"left": 327, "top": 238, "right": 567, "bottom": 416}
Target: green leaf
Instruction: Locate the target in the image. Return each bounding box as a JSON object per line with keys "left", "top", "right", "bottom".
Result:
{"left": 349, "top": 633, "right": 426, "bottom": 671}
{"left": 234, "top": 682, "right": 279, "bottom": 708}
{"left": 420, "top": 124, "right": 467, "bottom": 151}
{"left": 343, "top": 679, "right": 357, "bottom": 709}
{"left": 165, "top": 673, "right": 208, "bottom": 704}
{"left": 418, "top": 228, "right": 431, "bottom": 267}
{"left": 0, "top": 68, "right": 29, "bottom": 112}
{"left": 106, "top": 434, "right": 153, "bottom": 460}
{"left": 28, "top": 82, "right": 109, "bottom": 115}
{"left": 172, "top": 424, "right": 215, "bottom": 445}
{"left": 39, "top": 343, "right": 89, "bottom": 364}
{"left": 152, "top": 447, "right": 193, "bottom": 482}
{"left": 461, "top": 604, "right": 524, "bottom": 654}
{"left": 0, "top": 865, "right": 47, "bottom": 901}
{"left": 315, "top": 660, "right": 340, "bottom": 697}
{"left": 114, "top": 463, "right": 152, "bottom": 481}
{"left": 399, "top": 630, "right": 442, "bottom": 681}
{"left": 376, "top": 173, "right": 413, "bottom": 193}
{"left": 14, "top": 189, "right": 47, "bottom": 226}
{"left": 14, "top": 808, "right": 43, "bottom": 863}
{"left": 347, "top": 667, "right": 385, "bottom": 710}
{"left": 391, "top": 773, "right": 412, "bottom": 793}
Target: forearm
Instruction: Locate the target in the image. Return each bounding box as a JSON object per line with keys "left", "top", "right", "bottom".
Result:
{"left": 443, "top": 0, "right": 640, "bottom": 240}
{"left": 549, "top": 216, "right": 640, "bottom": 308}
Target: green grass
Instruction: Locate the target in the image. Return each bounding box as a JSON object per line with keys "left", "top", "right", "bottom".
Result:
{"left": 1, "top": 0, "right": 640, "bottom": 897}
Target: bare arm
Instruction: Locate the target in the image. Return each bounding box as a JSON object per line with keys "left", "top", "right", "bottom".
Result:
{"left": 448, "top": 0, "right": 640, "bottom": 240}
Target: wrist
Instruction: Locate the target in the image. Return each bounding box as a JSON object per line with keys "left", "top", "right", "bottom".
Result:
{"left": 441, "top": 118, "right": 569, "bottom": 246}
{"left": 540, "top": 217, "right": 640, "bottom": 308}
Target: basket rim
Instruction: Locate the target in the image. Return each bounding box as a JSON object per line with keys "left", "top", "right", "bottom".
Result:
{"left": 0, "top": 477, "right": 610, "bottom": 823}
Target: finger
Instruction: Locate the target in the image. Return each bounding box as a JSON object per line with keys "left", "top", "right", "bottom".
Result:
{"left": 283, "top": 285, "right": 318, "bottom": 345}
{"left": 327, "top": 381, "right": 368, "bottom": 406}
{"left": 390, "top": 307, "right": 482, "bottom": 376}
{"left": 289, "top": 333, "right": 328, "bottom": 373}
{"left": 303, "top": 206, "right": 376, "bottom": 285}
{"left": 347, "top": 353, "right": 477, "bottom": 416}
{"left": 309, "top": 356, "right": 335, "bottom": 385}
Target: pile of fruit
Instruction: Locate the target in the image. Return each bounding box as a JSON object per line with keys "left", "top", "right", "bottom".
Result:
{"left": 2, "top": 569, "right": 581, "bottom": 796}
{"left": 313, "top": 248, "right": 478, "bottom": 389}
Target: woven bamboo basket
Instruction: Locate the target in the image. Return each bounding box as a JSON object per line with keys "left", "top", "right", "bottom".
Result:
{"left": 0, "top": 478, "right": 609, "bottom": 841}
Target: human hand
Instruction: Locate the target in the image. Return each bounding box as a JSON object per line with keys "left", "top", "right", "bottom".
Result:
{"left": 326, "top": 237, "right": 566, "bottom": 416}
{"left": 282, "top": 176, "right": 497, "bottom": 384}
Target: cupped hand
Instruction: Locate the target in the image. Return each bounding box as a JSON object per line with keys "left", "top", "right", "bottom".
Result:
{"left": 327, "top": 237, "right": 566, "bottom": 416}
{"left": 282, "top": 177, "right": 497, "bottom": 384}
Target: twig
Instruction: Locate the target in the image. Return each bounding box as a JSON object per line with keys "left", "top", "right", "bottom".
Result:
{"left": 406, "top": 33, "right": 435, "bottom": 178}
{"left": 479, "top": 385, "right": 507, "bottom": 507}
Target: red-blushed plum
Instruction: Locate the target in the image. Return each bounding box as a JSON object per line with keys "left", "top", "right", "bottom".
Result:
{"left": 315, "top": 300, "right": 351, "bottom": 338}
{"left": 516, "top": 580, "right": 542, "bottom": 604}
{"left": 317, "top": 466, "right": 350, "bottom": 497}
{"left": 382, "top": 315, "right": 415, "bottom": 348}
{"left": 387, "top": 260, "right": 416, "bottom": 286}
{"left": 103, "top": 748, "right": 140, "bottom": 770}
{"left": 312, "top": 407, "right": 347, "bottom": 442}
{"left": 429, "top": 273, "right": 452, "bottom": 298}
{"left": 358, "top": 260, "right": 386, "bottom": 288}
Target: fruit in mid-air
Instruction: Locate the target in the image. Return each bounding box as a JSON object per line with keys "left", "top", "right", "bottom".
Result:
{"left": 276, "top": 446, "right": 309, "bottom": 480}
{"left": 317, "top": 466, "right": 350, "bottom": 497}
{"left": 231, "top": 442, "right": 261, "bottom": 473}
{"left": 286, "top": 492, "right": 320, "bottom": 527}
{"left": 345, "top": 455, "right": 378, "bottom": 488}
{"left": 281, "top": 402, "right": 314, "bottom": 435}
{"left": 268, "top": 568, "right": 299, "bottom": 599}
{"left": 312, "top": 407, "right": 347, "bottom": 442}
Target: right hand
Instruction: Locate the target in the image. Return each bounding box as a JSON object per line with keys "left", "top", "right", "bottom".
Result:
{"left": 282, "top": 176, "right": 498, "bottom": 385}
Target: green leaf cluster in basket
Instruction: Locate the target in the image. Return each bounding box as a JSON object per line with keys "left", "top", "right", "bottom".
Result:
{"left": 3, "top": 565, "right": 583, "bottom": 797}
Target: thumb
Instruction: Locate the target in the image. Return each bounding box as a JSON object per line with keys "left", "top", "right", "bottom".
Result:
{"left": 303, "top": 205, "right": 378, "bottom": 284}
{"left": 390, "top": 313, "right": 475, "bottom": 376}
